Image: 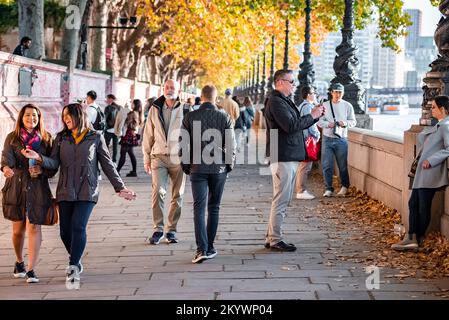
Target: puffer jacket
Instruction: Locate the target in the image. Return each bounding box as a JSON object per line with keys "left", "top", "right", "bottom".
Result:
{"left": 40, "top": 130, "right": 125, "bottom": 203}
{"left": 179, "top": 102, "right": 236, "bottom": 174}
{"left": 142, "top": 95, "right": 183, "bottom": 166}
{"left": 1, "top": 132, "right": 57, "bottom": 224}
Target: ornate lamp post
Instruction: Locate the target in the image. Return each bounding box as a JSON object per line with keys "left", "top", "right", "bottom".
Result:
{"left": 254, "top": 54, "right": 260, "bottom": 103}
{"left": 283, "top": 18, "right": 290, "bottom": 70}
{"left": 331, "top": 0, "right": 371, "bottom": 128}
{"left": 259, "top": 43, "right": 267, "bottom": 105}
{"left": 266, "top": 35, "right": 276, "bottom": 97}
{"left": 252, "top": 59, "right": 257, "bottom": 102}
{"left": 420, "top": 1, "right": 449, "bottom": 125}
{"left": 294, "top": 0, "right": 315, "bottom": 105}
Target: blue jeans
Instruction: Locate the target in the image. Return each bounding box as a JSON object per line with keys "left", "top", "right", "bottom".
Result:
{"left": 190, "top": 173, "right": 227, "bottom": 252}
{"left": 59, "top": 201, "right": 95, "bottom": 266}
{"left": 322, "top": 136, "right": 350, "bottom": 192}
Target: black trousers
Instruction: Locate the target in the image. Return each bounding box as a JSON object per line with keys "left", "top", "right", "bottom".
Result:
{"left": 104, "top": 131, "right": 118, "bottom": 163}
{"left": 408, "top": 188, "right": 437, "bottom": 238}
{"left": 117, "top": 144, "right": 137, "bottom": 173}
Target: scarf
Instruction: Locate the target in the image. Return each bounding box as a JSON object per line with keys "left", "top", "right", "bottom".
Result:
{"left": 19, "top": 128, "right": 41, "bottom": 151}
{"left": 72, "top": 129, "right": 88, "bottom": 145}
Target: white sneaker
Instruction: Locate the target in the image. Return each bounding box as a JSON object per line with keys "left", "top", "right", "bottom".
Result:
{"left": 323, "top": 190, "right": 333, "bottom": 197}
{"left": 65, "top": 265, "right": 80, "bottom": 282}
{"left": 296, "top": 190, "right": 315, "bottom": 200}
{"left": 337, "top": 187, "right": 348, "bottom": 196}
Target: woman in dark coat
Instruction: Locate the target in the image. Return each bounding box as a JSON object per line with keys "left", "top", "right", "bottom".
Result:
{"left": 1, "top": 104, "right": 56, "bottom": 283}
{"left": 22, "top": 103, "right": 136, "bottom": 283}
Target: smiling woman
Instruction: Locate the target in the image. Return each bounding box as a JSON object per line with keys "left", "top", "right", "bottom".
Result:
{"left": 1, "top": 103, "right": 55, "bottom": 284}
{"left": 20, "top": 102, "right": 136, "bottom": 284}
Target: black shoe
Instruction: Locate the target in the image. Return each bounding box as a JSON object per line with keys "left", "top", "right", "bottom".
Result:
{"left": 126, "top": 171, "right": 137, "bottom": 177}
{"left": 13, "top": 261, "right": 26, "bottom": 278}
{"left": 206, "top": 248, "right": 217, "bottom": 259}
{"left": 270, "top": 241, "right": 297, "bottom": 252}
{"left": 192, "top": 250, "right": 208, "bottom": 263}
{"left": 26, "top": 270, "right": 39, "bottom": 283}
{"left": 166, "top": 232, "right": 179, "bottom": 244}
{"left": 264, "top": 243, "right": 270, "bottom": 249}
{"left": 149, "top": 231, "right": 164, "bottom": 244}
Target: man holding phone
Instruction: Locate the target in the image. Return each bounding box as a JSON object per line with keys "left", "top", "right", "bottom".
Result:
{"left": 317, "top": 83, "right": 356, "bottom": 197}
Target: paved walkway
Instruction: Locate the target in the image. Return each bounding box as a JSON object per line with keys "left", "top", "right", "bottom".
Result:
{"left": 1, "top": 134, "right": 449, "bottom": 300}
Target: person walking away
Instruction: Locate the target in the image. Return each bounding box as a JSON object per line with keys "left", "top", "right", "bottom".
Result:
{"left": 179, "top": 85, "right": 236, "bottom": 263}
{"left": 104, "top": 94, "right": 121, "bottom": 163}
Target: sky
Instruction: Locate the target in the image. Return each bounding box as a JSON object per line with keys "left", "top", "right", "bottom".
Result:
{"left": 403, "top": 0, "right": 442, "bottom": 36}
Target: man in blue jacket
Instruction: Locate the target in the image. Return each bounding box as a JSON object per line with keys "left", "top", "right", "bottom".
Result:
{"left": 264, "top": 69, "right": 324, "bottom": 251}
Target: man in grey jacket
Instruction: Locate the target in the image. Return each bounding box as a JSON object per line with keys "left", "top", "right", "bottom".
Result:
{"left": 142, "top": 79, "right": 186, "bottom": 245}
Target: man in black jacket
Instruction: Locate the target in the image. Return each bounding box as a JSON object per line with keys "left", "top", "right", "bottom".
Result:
{"left": 264, "top": 69, "right": 324, "bottom": 251}
{"left": 179, "top": 85, "right": 236, "bottom": 263}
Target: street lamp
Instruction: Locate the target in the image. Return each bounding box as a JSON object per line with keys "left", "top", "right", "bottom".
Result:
{"left": 294, "top": 0, "right": 315, "bottom": 105}
{"left": 266, "top": 35, "right": 275, "bottom": 97}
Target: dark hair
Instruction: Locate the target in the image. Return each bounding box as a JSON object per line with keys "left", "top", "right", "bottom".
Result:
{"left": 273, "top": 69, "right": 293, "bottom": 83}
{"left": 301, "top": 86, "right": 313, "bottom": 99}
{"left": 434, "top": 95, "right": 449, "bottom": 113}
{"left": 132, "top": 99, "right": 143, "bottom": 125}
{"left": 194, "top": 96, "right": 201, "bottom": 105}
{"left": 107, "top": 94, "right": 116, "bottom": 100}
{"left": 201, "top": 85, "right": 217, "bottom": 101}
{"left": 12, "top": 104, "right": 51, "bottom": 147}
{"left": 243, "top": 96, "right": 252, "bottom": 107}
{"left": 86, "top": 90, "right": 97, "bottom": 101}
{"left": 20, "top": 36, "right": 31, "bottom": 45}
{"left": 61, "top": 103, "right": 90, "bottom": 134}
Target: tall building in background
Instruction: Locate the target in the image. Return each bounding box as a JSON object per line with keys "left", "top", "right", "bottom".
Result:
{"left": 372, "top": 36, "right": 407, "bottom": 88}
{"left": 313, "top": 23, "right": 375, "bottom": 90}
{"left": 404, "top": 9, "right": 422, "bottom": 54}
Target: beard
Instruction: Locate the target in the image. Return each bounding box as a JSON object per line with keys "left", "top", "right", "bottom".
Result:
{"left": 164, "top": 94, "right": 178, "bottom": 100}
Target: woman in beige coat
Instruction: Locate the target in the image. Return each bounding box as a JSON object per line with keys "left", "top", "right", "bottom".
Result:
{"left": 392, "top": 95, "right": 449, "bottom": 251}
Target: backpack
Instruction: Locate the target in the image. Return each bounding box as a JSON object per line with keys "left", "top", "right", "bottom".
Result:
{"left": 90, "top": 105, "right": 106, "bottom": 131}
{"left": 105, "top": 104, "right": 118, "bottom": 129}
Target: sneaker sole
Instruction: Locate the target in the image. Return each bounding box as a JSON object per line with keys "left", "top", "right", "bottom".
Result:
{"left": 270, "top": 246, "right": 297, "bottom": 252}
{"left": 149, "top": 236, "right": 164, "bottom": 245}
{"left": 26, "top": 278, "right": 39, "bottom": 283}
{"left": 192, "top": 256, "right": 208, "bottom": 263}
{"left": 206, "top": 252, "right": 217, "bottom": 259}
{"left": 13, "top": 272, "right": 26, "bottom": 278}
{"left": 166, "top": 238, "right": 179, "bottom": 244}
{"left": 391, "top": 246, "right": 418, "bottom": 252}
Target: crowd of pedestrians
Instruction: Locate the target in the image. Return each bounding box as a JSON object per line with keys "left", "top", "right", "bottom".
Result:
{"left": 3, "top": 71, "right": 449, "bottom": 285}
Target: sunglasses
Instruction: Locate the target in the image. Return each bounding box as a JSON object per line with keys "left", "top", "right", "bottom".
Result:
{"left": 280, "top": 79, "right": 295, "bottom": 84}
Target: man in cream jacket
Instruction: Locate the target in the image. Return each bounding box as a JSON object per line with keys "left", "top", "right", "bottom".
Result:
{"left": 142, "top": 79, "right": 186, "bottom": 245}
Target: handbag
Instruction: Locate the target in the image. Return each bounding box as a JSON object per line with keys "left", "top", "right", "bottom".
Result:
{"left": 304, "top": 136, "right": 320, "bottom": 162}
{"left": 44, "top": 198, "right": 59, "bottom": 225}
{"left": 408, "top": 152, "right": 422, "bottom": 179}
{"left": 329, "top": 100, "right": 344, "bottom": 138}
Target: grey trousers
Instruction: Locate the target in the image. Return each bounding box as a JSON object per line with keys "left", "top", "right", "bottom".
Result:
{"left": 266, "top": 161, "right": 298, "bottom": 245}
{"left": 151, "top": 155, "right": 186, "bottom": 233}
{"left": 295, "top": 161, "right": 313, "bottom": 194}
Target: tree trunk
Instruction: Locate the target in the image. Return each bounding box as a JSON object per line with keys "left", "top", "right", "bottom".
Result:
{"left": 18, "top": 0, "right": 45, "bottom": 59}
{"left": 91, "top": 0, "right": 108, "bottom": 71}
{"left": 60, "top": 0, "right": 88, "bottom": 66}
